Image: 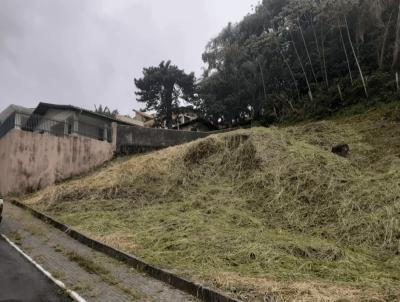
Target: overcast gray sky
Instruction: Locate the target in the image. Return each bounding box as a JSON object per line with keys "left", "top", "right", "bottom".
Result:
{"left": 0, "top": 0, "right": 259, "bottom": 114}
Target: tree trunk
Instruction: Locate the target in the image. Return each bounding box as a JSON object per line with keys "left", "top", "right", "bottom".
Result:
{"left": 298, "top": 19, "right": 318, "bottom": 84}
{"left": 287, "top": 99, "right": 295, "bottom": 112}
{"left": 311, "top": 21, "right": 324, "bottom": 87}
{"left": 165, "top": 106, "right": 172, "bottom": 129}
{"left": 321, "top": 25, "right": 329, "bottom": 88}
{"left": 337, "top": 84, "right": 343, "bottom": 101}
{"left": 290, "top": 34, "right": 313, "bottom": 101}
{"left": 379, "top": 11, "right": 393, "bottom": 69}
{"left": 252, "top": 94, "right": 261, "bottom": 120}
{"left": 272, "top": 103, "right": 278, "bottom": 119}
{"left": 257, "top": 58, "right": 268, "bottom": 109}
{"left": 338, "top": 19, "right": 353, "bottom": 85}
{"left": 392, "top": 1, "right": 400, "bottom": 70}
{"left": 344, "top": 16, "right": 368, "bottom": 98}
{"left": 164, "top": 86, "right": 174, "bottom": 129}
{"left": 279, "top": 50, "right": 301, "bottom": 101}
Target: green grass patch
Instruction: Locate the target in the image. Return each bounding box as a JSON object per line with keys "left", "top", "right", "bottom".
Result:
{"left": 64, "top": 250, "right": 142, "bottom": 300}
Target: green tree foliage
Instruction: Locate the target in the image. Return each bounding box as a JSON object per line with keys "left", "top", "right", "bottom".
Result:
{"left": 198, "top": 0, "right": 400, "bottom": 126}
{"left": 135, "top": 61, "right": 196, "bottom": 128}
{"left": 93, "top": 105, "right": 119, "bottom": 118}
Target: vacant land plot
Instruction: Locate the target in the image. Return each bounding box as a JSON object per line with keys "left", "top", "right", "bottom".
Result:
{"left": 22, "top": 102, "right": 400, "bottom": 301}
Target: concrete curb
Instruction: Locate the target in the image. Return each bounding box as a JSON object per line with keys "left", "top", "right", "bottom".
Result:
{"left": 9, "top": 199, "right": 242, "bottom": 302}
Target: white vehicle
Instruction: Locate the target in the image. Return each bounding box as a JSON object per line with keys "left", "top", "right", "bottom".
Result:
{"left": 0, "top": 199, "right": 3, "bottom": 224}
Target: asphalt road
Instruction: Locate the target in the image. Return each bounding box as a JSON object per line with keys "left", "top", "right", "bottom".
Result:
{"left": 0, "top": 236, "right": 71, "bottom": 302}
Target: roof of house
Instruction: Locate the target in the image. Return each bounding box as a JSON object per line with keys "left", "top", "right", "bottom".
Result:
{"left": 33, "top": 102, "right": 131, "bottom": 125}
{"left": 133, "top": 109, "right": 155, "bottom": 120}
{"left": 0, "top": 105, "right": 34, "bottom": 123}
{"left": 172, "top": 118, "right": 218, "bottom": 131}
{"left": 115, "top": 114, "right": 143, "bottom": 127}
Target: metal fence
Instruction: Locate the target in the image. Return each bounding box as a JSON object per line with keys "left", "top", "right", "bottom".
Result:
{"left": 0, "top": 113, "right": 16, "bottom": 139}
{"left": 18, "top": 113, "right": 66, "bottom": 136}
{"left": 0, "top": 113, "right": 112, "bottom": 142}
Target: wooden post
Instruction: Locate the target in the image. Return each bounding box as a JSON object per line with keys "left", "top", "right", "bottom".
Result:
{"left": 396, "top": 72, "right": 399, "bottom": 93}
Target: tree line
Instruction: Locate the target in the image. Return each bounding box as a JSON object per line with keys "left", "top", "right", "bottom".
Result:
{"left": 135, "top": 0, "right": 400, "bottom": 128}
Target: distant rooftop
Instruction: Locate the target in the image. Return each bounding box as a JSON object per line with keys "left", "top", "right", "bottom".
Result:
{"left": 33, "top": 102, "right": 128, "bottom": 124}
{"left": 133, "top": 109, "right": 155, "bottom": 120}
{"left": 0, "top": 102, "right": 134, "bottom": 126}
{"left": 0, "top": 105, "right": 34, "bottom": 123}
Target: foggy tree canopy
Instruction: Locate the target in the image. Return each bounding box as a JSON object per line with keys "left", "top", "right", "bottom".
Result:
{"left": 195, "top": 0, "right": 400, "bottom": 126}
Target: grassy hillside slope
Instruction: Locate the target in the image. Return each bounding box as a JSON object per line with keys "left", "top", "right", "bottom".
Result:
{"left": 22, "top": 102, "right": 400, "bottom": 301}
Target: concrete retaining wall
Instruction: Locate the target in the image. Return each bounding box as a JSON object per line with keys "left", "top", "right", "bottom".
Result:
{"left": 0, "top": 124, "right": 216, "bottom": 195}
{"left": 0, "top": 129, "right": 115, "bottom": 196}
{"left": 117, "top": 125, "right": 209, "bottom": 154}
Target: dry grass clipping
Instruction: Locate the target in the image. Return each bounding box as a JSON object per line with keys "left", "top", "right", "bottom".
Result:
{"left": 21, "top": 104, "right": 400, "bottom": 301}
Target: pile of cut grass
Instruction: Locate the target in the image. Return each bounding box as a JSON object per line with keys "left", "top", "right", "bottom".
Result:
{"left": 22, "top": 102, "right": 400, "bottom": 301}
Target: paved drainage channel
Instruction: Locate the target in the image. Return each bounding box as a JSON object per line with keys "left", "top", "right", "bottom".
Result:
{"left": 2, "top": 200, "right": 240, "bottom": 302}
